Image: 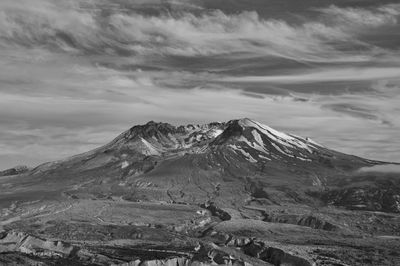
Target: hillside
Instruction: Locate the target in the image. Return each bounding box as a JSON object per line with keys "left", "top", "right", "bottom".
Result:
{"left": 0, "top": 119, "right": 399, "bottom": 266}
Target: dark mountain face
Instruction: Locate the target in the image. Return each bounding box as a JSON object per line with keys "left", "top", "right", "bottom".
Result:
{"left": 1, "top": 119, "right": 400, "bottom": 266}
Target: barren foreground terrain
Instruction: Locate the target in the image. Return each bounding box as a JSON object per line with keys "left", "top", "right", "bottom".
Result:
{"left": 1, "top": 119, "right": 400, "bottom": 265}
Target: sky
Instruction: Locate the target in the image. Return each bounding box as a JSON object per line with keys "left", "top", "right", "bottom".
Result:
{"left": 0, "top": 0, "right": 400, "bottom": 169}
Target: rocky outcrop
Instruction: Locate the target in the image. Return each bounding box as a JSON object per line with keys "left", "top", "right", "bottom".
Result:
{"left": 200, "top": 202, "right": 231, "bottom": 221}
{"left": 203, "top": 227, "right": 314, "bottom": 266}
{"left": 117, "top": 256, "right": 251, "bottom": 266}
{"left": 296, "top": 215, "right": 336, "bottom": 231}
{"left": 258, "top": 247, "right": 313, "bottom": 266}
{"left": 262, "top": 213, "right": 337, "bottom": 231}
{"left": 0, "top": 165, "right": 29, "bottom": 177}
{"left": 0, "top": 230, "right": 252, "bottom": 266}
{"left": 0, "top": 231, "right": 75, "bottom": 257}
{"left": 319, "top": 187, "right": 400, "bottom": 213}
{"left": 225, "top": 237, "right": 315, "bottom": 266}
{"left": 116, "top": 257, "right": 193, "bottom": 266}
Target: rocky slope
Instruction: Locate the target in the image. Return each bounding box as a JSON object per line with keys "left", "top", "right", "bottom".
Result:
{"left": 0, "top": 165, "right": 29, "bottom": 177}
{"left": 0, "top": 118, "right": 399, "bottom": 265}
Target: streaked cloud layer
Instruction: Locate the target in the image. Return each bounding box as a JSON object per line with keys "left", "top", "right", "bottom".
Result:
{"left": 0, "top": 0, "right": 399, "bottom": 168}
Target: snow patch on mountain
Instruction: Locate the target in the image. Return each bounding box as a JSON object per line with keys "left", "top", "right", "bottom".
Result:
{"left": 228, "top": 144, "right": 257, "bottom": 163}
{"left": 297, "top": 157, "right": 312, "bottom": 162}
{"left": 305, "top": 137, "right": 324, "bottom": 148}
{"left": 209, "top": 129, "right": 224, "bottom": 138}
{"left": 121, "top": 161, "right": 129, "bottom": 169}
{"left": 238, "top": 135, "right": 268, "bottom": 154}
{"left": 271, "top": 142, "right": 294, "bottom": 158}
{"left": 259, "top": 155, "right": 271, "bottom": 161}
{"left": 239, "top": 118, "right": 315, "bottom": 154}
{"left": 140, "top": 138, "right": 162, "bottom": 156}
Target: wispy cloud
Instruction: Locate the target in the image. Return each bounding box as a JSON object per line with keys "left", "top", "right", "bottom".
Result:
{"left": 1, "top": 1, "right": 398, "bottom": 62}
{"left": 218, "top": 67, "right": 400, "bottom": 83}
{"left": 318, "top": 4, "right": 400, "bottom": 28}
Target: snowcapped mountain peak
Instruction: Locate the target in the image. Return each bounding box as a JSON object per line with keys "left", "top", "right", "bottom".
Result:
{"left": 30, "top": 118, "right": 378, "bottom": 180}
{"left": 44, "top": 119, "right": 376, "bottom": 176}
{"left": 237, "top": 117, "right": 257, "bottom": 127}
{"left": 238, "top": 118, "right": 296, "bottom": 142}
{"left": 209, "top": 118, "right": 342, "bottom": 164}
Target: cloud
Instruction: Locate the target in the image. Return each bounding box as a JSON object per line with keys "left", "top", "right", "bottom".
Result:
{"left": 1, "top": 0, "right": 400, "bottom": 169}
{"left": 1, "top": 1, "right": 398, "bottom": 62}
{"left": 319, "top": 4, "right": 400, "bottom": 28}
{"left": 218, "top": 67, "right": 400, "bottom": 83}
{"left": 322, "top": 103, "right": 387, "bottom": 123}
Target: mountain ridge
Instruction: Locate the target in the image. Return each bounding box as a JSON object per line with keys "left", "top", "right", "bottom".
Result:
{"left": 30, "top": 118, "right": 382, "bottom": 171}
{"left": 22, "top": 117, "right": 387, "bottom": 190}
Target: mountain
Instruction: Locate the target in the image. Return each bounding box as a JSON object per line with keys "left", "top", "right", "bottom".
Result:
{"left": 1, "top": 119, "right": 400, "bottom": 266}
{"left": 30, "top": 118, "right": 377, "bottom": 179}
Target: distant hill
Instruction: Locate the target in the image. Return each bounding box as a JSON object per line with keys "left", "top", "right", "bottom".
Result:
{"left": 0, "top": 165, "right": 29, "bottom": 177}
